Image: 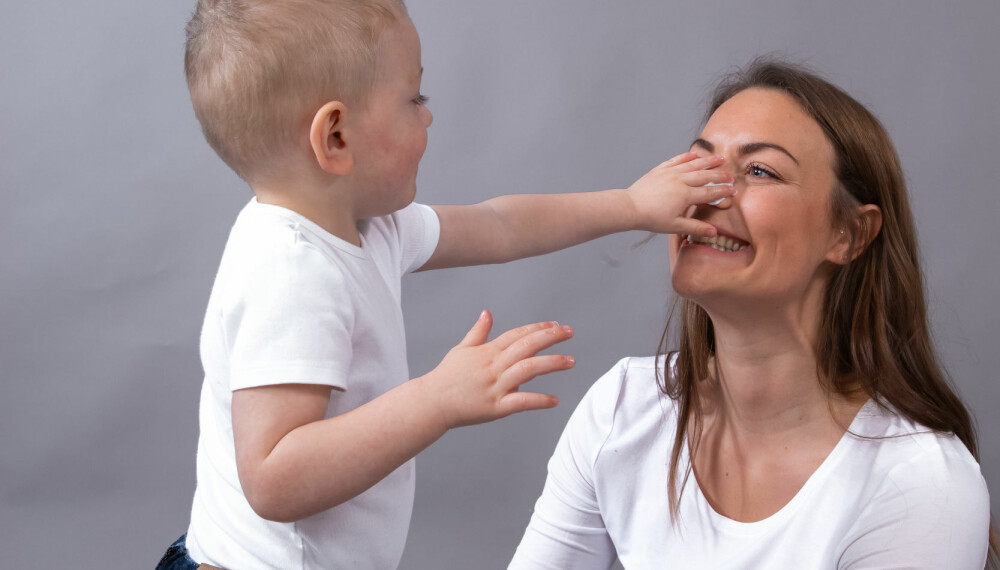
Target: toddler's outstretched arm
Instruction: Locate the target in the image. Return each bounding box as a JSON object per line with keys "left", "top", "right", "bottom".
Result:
{"left": 421, "top": 152, "right": 735, "bottom": 270}
{"left": 231, "top": 311, "right": 573, "bottom": 523}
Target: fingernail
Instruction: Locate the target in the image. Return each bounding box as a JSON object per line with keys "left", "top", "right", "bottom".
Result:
{"left": 478, "top": 310, "right": 488, "bottom": 321}
{"left": 562, "top": 325, "right": 574, "bottom": 335}
{"left": 565, "top": 356, "right": 576, "bottom": 365}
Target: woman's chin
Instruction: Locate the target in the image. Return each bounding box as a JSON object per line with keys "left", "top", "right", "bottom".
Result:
{"left": 670, "top": 277, "right": 761, "bottom": 318}
{"left": 671, "top": 273, "right": 730, "bottom": 302}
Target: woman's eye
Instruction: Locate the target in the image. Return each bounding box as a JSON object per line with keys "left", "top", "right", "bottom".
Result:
{"left": 747, "top": 163, "right": 775, "bottom": 178}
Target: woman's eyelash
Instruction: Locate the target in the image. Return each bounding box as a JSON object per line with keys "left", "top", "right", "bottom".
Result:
{"left": 414, "top": 94, "right": 429, "bottom": 105}
{"left": 746, "top": 162, "right": 777, "bottom": 179}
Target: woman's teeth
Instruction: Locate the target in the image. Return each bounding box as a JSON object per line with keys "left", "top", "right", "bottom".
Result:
{"left": 686, "top": 234, "right": 748, "bottom": 252}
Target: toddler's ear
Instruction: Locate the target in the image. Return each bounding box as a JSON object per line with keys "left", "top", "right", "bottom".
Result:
{"left": 309, "top": 101, "right": 353, "bottom": 175}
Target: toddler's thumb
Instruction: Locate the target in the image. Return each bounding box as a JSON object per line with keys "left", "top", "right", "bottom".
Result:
{"left": 459, "top": 310, "right": 492, "bottom": 346}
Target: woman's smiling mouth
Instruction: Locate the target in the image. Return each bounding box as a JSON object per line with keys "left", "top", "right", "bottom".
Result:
{"left": 684, "top": 233, "right": 750, "bottom": 252}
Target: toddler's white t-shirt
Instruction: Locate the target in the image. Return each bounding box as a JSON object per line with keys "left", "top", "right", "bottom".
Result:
{"left": 186, "top": 199, "right": 439, "bottom": 570}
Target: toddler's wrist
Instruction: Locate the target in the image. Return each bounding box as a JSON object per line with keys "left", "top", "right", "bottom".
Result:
{"left": 622, "top": 188, "right": 653, "bottom": 231}
{"left": 612, "top": 187, "right": 644, "bottom": 232}
{"left": 408, "top": 373, "right": 454, "bottom": 433}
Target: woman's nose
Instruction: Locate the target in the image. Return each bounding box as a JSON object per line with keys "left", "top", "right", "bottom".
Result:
{"left": 705, "top": 181, "right": 737, "bottom": 209}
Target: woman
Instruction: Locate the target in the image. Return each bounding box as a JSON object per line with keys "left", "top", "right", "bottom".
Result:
{"left": 509, "top": 59, "right": 996, "bottom": 569}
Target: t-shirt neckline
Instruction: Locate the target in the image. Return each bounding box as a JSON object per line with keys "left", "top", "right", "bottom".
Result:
{"left": 249, "top": 198, "right": 369, "bottom": 259}
{"left": 687, "top": 398, "right": 877, "bottom": 535}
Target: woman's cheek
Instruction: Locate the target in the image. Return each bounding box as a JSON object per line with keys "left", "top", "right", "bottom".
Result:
{"left": 667, "top": 234, "right": 682, "bottom": 265}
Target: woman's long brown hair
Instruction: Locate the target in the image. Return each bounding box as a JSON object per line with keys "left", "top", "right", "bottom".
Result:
{"left": 657, "top": 57, "right": 998, "bottom": 567}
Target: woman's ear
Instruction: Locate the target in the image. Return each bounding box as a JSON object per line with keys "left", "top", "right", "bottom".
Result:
{"left": 828, "top": 204, "right": 883, "bottom": 264}
{"left": 309, "top": 101, "right": 353, "bottom": 175}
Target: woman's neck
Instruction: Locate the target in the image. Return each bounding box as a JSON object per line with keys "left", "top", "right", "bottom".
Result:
{"left": 687, "top": 280, "right": 868, "bottom": 522}
{"left": 700, "top": 302, "right": 860, "bottom": 440}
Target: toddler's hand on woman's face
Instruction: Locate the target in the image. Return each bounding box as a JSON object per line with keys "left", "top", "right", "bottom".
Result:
{"left": 626, "top": 151, "right": 735, "bottom": 237}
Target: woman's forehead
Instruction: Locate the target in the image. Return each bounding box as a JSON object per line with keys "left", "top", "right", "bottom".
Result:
{"left": 700, "top": 88, "right": 832, "bottom": 162}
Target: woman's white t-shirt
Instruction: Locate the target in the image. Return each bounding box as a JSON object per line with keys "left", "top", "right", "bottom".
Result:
{"left": 510, "top": 357, "right": 990, "bottom": 569}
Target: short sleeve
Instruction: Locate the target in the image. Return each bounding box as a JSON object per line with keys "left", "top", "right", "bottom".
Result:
{"left": 838, "top": 440, "right": 991, "bottom": 569}
{"left": 390, "top": 202, "right": 440, "bottom": 274}
{"left": 224, "top": 238, "right": 354, "bottom": 391}
{"left": 508, "top": 360, "right": 629, "bottom": 570}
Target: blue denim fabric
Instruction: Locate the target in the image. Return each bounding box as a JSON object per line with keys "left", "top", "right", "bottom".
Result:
{"left": 155, "top": 533, "right": 200, "bottom": 570}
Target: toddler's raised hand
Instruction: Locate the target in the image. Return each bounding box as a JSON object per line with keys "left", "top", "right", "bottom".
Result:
{"left": 419, "top": 310, "right": 574, "bottom": 429}
{"left": 626, "top": 151, "right": 735, "bottom": 237}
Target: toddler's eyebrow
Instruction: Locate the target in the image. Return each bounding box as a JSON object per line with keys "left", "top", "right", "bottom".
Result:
{"left": 409, "top": 67, "right": 423, "bottom": 84}
{"left": 691, "top": 138, "right": 799, "bottom": 165}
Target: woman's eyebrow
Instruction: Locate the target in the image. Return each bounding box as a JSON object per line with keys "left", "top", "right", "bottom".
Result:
{"left": 691, "top": 138, "right": 799, "bottom": 165}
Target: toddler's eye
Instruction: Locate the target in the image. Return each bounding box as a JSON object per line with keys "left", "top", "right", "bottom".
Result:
{"left": 413, "top": 94, "right": 429, "bottom": 106}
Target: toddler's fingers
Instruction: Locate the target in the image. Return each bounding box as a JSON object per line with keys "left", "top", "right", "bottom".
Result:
{"left": 497, "top": 325, "right": 574, "bottom": 370}
{"left": 499, "top": 353, "right": 575, "bottom": 391}
{"left": 672, "top": 218, "right": 721, "bottom": 239}
{"left": 673, "top": 154, "right": 725, "bottom": 173}
{"left": 490, "top": 320, "right": 560, "bottom": 351}
{"left": 496, "top": 391, "right": 559, "bottom": 417}
{"left": 458, "top": 310, "right": 493, "bottom": 347}
{"left": 683, "top": 169, "right": 734, "bottom": 188}
{"left": 659, "top": 151, "right": 699, "bottom": 168}
{"left": 688, "top": 182, "right": 736, "bottom": 206}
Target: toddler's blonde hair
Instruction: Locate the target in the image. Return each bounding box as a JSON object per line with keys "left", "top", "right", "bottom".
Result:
{"left": 185, "top": 0, "right": 406, "bottom": 183}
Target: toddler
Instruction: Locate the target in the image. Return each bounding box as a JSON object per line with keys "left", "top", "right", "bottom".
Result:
{"left": 157, "top": 0, "right": 734, "bottom": 568}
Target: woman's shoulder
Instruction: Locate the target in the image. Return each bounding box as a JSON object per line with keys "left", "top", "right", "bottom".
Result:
{"left": 836, "top": 402, "right": 991, "bottom": 565}
{"left": 852, "top": 401, "right": 983, "bottom": 468}
{"left": 582, "top": 356, "right": 670, "bottom": 413}
{"left": 602, "top": 355, "right": 662, "bottom": 383}
{"left": 847, "top": 400, "right": 989, "bottom": 512}
{"left": 565, "top": 356, "right": 679, "bottom": 454}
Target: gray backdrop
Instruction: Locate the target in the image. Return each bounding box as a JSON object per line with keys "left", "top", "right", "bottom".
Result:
{"left": 2, "top": 1, "right": 998, "bottom": 568}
